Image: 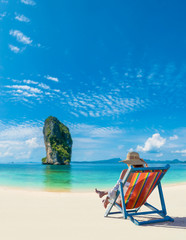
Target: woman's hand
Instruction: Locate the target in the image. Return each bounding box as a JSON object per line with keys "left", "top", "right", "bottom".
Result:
{"left": 140, "top": 158, "right": 148, "bottom": 167}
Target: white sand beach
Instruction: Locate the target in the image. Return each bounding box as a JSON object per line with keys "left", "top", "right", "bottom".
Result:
{"left": 0, "top": 184, "right": 185, "bottom": 240}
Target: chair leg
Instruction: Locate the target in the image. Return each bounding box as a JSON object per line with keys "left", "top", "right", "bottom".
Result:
{"left": 144, "top": 202, "right": 165, "bottom": 217}
{"left": 104, "top": 202, "right": 114, "bottom": 217}
{"left": 119, "top": 182, "right": 127, "bottom": 219}
{"left": 158, "top": 182, "right": 167, "bottom": 215}
{"left": 104, "top": 192, "right": 120, "bottom": 217}
{"left": 132, "top": 216, "right": 174, "bottom": 225}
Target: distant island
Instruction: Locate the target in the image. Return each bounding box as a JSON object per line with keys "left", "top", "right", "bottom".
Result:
{"left": 73, "top": 158, "right": 186, "bottom": 164}
{"left": 6, "top": 158, "right": 186, "bottom": 165}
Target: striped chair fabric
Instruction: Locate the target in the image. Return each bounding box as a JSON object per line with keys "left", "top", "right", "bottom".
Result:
{"left": 124, "top": 169, "right": 167, "bottom": 209}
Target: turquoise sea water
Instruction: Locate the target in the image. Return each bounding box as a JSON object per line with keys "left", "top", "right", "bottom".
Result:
{"left": 0, "top": 163, "right": 185, "bottom": 192}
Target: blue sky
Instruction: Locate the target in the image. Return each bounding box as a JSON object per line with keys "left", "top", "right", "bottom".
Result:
{"left": 0, "top": 0, "right": 186, "bottom": 162}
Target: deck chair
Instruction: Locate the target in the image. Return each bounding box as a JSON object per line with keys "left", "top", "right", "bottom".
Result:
{"left": 104, "top": 164, "right": 174, "bottom": 225}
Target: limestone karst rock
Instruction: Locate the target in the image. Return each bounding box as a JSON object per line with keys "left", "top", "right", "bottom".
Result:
{"left": 42, "top": 116, "right": 73, "bottom": 165}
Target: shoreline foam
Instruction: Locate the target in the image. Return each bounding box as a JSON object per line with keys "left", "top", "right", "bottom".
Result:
{"left": 0, "top": 181, "right": 186, "bottom": 193}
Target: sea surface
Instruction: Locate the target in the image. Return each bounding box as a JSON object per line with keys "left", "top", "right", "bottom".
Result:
{"left": 0, "top": 162, "right": 185, "bottom": 192}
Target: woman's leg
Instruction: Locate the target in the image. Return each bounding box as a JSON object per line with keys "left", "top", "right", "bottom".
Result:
{"left": 102, "top": 196, "right": 110, "bottom": 208}
{"left": 95, "top": 188, "right": 108, "bottom": 198}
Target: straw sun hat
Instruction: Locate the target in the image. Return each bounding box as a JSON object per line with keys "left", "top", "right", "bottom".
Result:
{"left": 119, "top": 152, "right": 146, "bottom": 166}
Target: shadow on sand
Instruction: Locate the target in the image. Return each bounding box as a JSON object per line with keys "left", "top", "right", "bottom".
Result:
{"left": 106, "top": 215, "right": 186, "bottom": 229}
{"left": 142, "top": 216, "right": 186, "bottom": 229}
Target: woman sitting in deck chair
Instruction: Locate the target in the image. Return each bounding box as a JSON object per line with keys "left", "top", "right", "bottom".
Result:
{"left": 95, "top": 152, "right": 148, "bottom": 208}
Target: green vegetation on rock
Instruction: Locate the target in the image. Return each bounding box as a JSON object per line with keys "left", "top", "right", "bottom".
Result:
{"left": 42, "top": 157, "right": 47, "bottom": 164}
{"left": 42, "top": 116, "right": 73, "bottom": 165}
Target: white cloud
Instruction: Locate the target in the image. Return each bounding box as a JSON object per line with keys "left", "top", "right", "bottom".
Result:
{"left": 136, "top": 69, "right": 143, "bottom": 78}
{"left": 79, "top": 111, "right": 88, "bottom": 117}
{"left": 23, "top": 79, "right": 38, "bottom": 84}
{"left": 65, "top": 91, "right": 147, "bottom": 118}
{"left": 70, "top": 112, "right": 79, "bottom": 117}
{"left": 14, "top": 80, "right": 50, "bottom": 90}
{"left": 9, "top": 44, "right": 20, "bottom": 53}
{"left": 0, "top": 122, "right": 44, "bottom": 162}
{"left": 69, "top": 123, "right": 126, "bottom": 161}
{"left": 73, "top": 138, "right": 100, "bottom": 144}
{"left": 70, "top": 123, "right": 122, "bottom": 137}
{"left": 15, "top": 13, "right": 30, "bottom": 22}
{"left": 73, "top": 137, "right": 100, "bottom": 149}
{"left": 118, "top": 145, "right": 124, "bottom": 150}
{"left": 137, "top": 133, "right": 166, "bottom": 153}
{"left": 45, "top": 92, "right": 51, "bottom": 96}
{"left": 54, "top": 89, "right": 60, "bottom": 93}
{"left": 9, "top": 30, "right": 32, "bottom": 45}
{"left": 12, "top": 79, "right": 22, "bottom": 83}
{"left": 156, "top": 153, "right": 163, "bottom": 157}
{"left": 20, "top": 92, "right": 37, "bottom": 97}
{"left": 0, "top": 140, "right": 23, "bottom": 148}
{"left": 20, "top": 0, "right": 36, "bottom": 6}
{"left": 45, "top": 75, "right": 59, "bottom": 82}
{"left": 1, "top": 151, "right": 14, "bottom": 157}
{"left": 169, "top": 135, "right": 178, "bottom": 140}
{"left": 38, "top": 83, "right": 50, "bottom": 90}
{"left": 0, "top": 124, "right": 42, "bottom": 139}
{"left": 70, "top": 123, "right": 93, "bottom": 135}
{"left": 25, "top": 137, "right": 39, "bottom": 148}
{"left": 6, "top": 85, "right": 42, "bottom": 94}
{"left": 5, "top": 61, "right": 185, "bottom": 120}
{"left": 172, "top": 149, "right": 186, "bottom": 156}
{"left": 4, "top": 78, "right": 62, "bottom": 103}
{"left": 0, "top": 12, "right": 6, "bottom": 20}
{"left": 90, "top": 127, "right": 122, "bottom": 137}
{"left": 2, "top": 71, "right": 148, "bottom": 112}
{"left": 166, "top": 143, "right": 179, "bottom": 149}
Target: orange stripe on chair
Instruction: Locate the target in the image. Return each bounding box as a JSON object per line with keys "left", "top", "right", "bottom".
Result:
{"left": 124, "top": 173, "right": 140, "bottom": 204}
{"left": 125, "top": 170, "right": 167, "bottom": 210}
{"left": 134, "top": 171, "right": 159, "bottom": 209}
{"left": 140, "top": 171, "right": 166, "bottom": 207}
{"left": 126, "top": 172, "right": 149, "bottom": 209}
{"left": 122, "top": 169, "right": 167, "bottom": 210}
{"left": 131, "top": 172, "right": 150, "bottom": 209}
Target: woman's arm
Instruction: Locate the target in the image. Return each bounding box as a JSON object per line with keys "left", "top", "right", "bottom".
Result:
{"left": 119, "top": 169, "right": 127, "bottom": 180}
{"left": 107, "top": 169, "right": 127, "bottom": 199}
